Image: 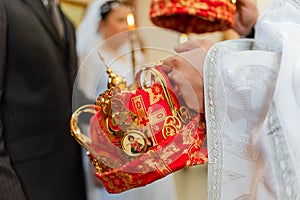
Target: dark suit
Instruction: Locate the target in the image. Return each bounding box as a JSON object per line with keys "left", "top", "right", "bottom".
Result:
{"left": 0, "top": 0, "right": 86, "bottom": 199}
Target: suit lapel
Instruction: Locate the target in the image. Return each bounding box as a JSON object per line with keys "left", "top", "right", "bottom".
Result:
{"left": 23, "top": 0, "right": 65, "bottom": 50}
{"left": 61, "top": 13, "right": 77, "bottom": 83}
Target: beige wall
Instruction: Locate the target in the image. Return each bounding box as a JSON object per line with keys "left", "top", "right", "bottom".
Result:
{"left": 60, "top": 0, "right": 91, "bottom": 29}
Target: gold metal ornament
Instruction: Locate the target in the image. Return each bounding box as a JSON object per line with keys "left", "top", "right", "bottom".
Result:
{"left": 70, "top": 56, "right": 199, "bottom": 161}
{"left": 97, "top": 52, "right": 127, "bottom": 90}
{"left": 121, "top": 130, "right": 148, "bottom": 157}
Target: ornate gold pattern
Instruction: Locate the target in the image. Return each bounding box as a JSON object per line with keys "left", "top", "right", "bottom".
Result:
{"left": 150, "top": 0, "right": 236, "bottom": 34}
{"left": 162, "top": 115, "right": 181, "bottom": 139}
{"left": 70, "top": 61, "right": 208, "bottom": 194}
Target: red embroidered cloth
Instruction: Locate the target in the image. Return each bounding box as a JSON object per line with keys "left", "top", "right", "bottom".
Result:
{"left": 150, "top": 0, "right": 236, "bottom": 34}
{"left": 85, "top": 66, "right": 208, "bottom": 193}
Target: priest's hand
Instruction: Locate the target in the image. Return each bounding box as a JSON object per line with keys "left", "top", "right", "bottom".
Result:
{"left": 234, "top": 0, "right": 259, "bottom": 37}
{"left": 162, "top": 39, "right": 213, "bottom": 113}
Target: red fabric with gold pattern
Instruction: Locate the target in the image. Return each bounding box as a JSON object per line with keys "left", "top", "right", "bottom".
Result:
{"left": 87, "top": 66, "right": 207, "bottom": 193}
{"left": 150, "top": 0, "right": 236, "bottom": 34}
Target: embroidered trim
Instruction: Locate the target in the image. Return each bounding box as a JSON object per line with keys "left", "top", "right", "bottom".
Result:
{"left": 267, "top": 103, "right": 300, "bottom": 199}
{"left": 205, "top": 44, "right": 223, "bottom": 200}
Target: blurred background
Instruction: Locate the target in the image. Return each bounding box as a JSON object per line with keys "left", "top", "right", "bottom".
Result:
{"left": 61, "top": 0, "right": 270, "bottom": 63}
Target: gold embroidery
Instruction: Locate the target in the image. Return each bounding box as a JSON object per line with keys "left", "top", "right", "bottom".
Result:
{"left": 102, "top": 171, "right": 135, "bottom": 193}
{"left": 148, "top": 107, "right": 167, "bottom": 145}
{"left": 131, "top": 95, "right": 149, "bottom": 126}
{"left": 162, "top": 115, "right": 182, "bottom": 139}
{"left": 145, "top": 145, "right": 179, "bottom": 176}
{"left": 145, "top": 84, "right": 164, "bottom": 105}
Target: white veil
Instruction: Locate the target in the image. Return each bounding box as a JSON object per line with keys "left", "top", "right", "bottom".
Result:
{"left": 75, "top": 0, "right": 135, "bottom": 102}
{"left": 76, "top": 0, "right": 106, "bottom": 55}
{"left": 205, "top": 0, "right": 300, "bottom": 199}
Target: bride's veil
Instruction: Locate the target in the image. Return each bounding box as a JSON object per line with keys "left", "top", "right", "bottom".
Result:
{"left": 76, "top": 0, "right": 106, "bottom": 55}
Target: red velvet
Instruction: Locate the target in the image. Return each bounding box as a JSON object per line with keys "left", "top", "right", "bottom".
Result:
{"left": 87, "top": 66, "right": 207, "bottom": 193}
{"left": 150, "top": 0, "right": 236, "bottom": 34}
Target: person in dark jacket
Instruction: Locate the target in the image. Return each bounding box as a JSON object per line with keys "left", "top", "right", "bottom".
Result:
{"left": 0, "top": 0, "right": 86, "bottom": 199}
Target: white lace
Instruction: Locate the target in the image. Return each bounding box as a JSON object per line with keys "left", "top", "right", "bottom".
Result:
{"left": 205, "top": 0, "right": 300, "bottom": 199}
